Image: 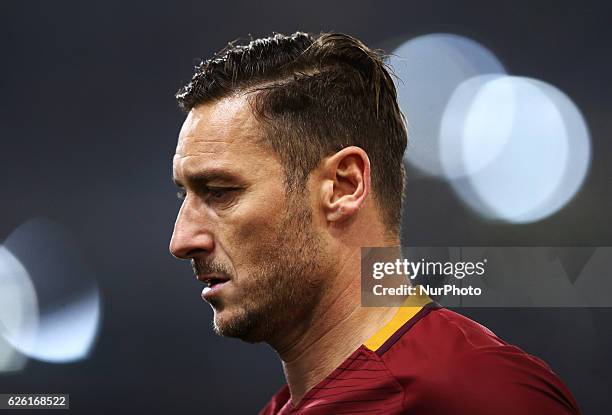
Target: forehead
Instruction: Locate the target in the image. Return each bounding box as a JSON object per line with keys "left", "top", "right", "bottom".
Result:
{"left": 173, "top": 95, "right": 273, "bottom": 182}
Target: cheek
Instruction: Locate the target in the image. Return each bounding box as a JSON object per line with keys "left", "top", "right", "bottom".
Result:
{"left": 217, "top": 194, "right": 286, "bottom": 271}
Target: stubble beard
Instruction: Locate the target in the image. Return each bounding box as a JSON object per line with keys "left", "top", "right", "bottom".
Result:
{"left": 202, "top": 194, "right": 327, "bottom": 343}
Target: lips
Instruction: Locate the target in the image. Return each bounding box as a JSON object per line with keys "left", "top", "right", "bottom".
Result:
{"left": 197, "top": 274, "right": 230, "bottom": 299}
{"left": 198, "top": 274, "right": 229, "bottom": 287}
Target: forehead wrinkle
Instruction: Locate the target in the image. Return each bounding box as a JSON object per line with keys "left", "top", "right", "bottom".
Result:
{"left": 178, "top": 141, "right": 231, "bottom": 159}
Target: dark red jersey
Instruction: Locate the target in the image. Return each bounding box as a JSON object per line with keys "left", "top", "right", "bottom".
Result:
{"left": 259, "top": 299, "right": 581, "bottom": 415}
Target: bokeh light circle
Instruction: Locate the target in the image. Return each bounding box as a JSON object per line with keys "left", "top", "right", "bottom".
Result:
{"left": 2, "top": 218, "right": 102, "bottom": 363}
{"left": 0, "top": 245, "right": 38, "bottom": 371}
{"left": 448, "top": 76, "right": 591, "bottom": 223}
{"left": 388, "top": 33, "right": 506, "bottom": 177}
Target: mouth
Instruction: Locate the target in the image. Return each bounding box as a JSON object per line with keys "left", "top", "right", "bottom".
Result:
{"left": 197, "top": 274, "right": 230, "bottom": 299}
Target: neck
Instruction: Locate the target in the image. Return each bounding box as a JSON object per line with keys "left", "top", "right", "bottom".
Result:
{"left": 268, "top": 251, "right": 399, "bottom": 405}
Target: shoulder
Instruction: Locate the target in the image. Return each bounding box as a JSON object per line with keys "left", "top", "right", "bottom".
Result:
{"left": 378, "top": 306, "right": 582, "bottom": 415}
{"left": 258, "top": 384, "right": 290, "bottom": 415}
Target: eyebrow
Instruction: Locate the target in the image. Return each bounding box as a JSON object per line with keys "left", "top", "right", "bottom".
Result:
{"left": 172, "top": 170, "right": 243, "bottom": 188}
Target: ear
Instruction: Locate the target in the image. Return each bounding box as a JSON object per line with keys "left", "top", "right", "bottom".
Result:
{"left": 320, "top": 146, "right": 371, "bottom": 223}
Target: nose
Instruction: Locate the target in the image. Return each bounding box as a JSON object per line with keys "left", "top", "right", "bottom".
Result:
{"left": 169, "top": 198, "right": 215, "bottom": 259}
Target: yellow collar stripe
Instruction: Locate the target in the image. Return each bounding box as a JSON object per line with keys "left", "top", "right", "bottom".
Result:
{"left": 363, "top": 295, "right": 432, "bottom": 352}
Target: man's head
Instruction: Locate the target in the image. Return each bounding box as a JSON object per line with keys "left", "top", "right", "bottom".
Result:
{"left": 170, "top": 32, "right": 407, "bottom": 343}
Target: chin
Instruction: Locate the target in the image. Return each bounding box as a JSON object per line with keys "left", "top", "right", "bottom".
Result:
{"left": 211, "top": 307, "right": 265, "bottom": 343}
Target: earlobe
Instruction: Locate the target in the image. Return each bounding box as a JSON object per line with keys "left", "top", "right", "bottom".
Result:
{"left": 326, "top": 206, "right": 344, "bottom": 222}
{"left": 327, "top": 203, "right": 361, "bottom": 222}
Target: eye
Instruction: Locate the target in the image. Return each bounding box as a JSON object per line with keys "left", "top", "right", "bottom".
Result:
{"left": 209, "top": 188, "right": 225, "bottom": 198}
{"left": 209, "top": 187, "right": 232, "bottom": 200}
{"left": 176, "top": 189, "right": 187, "bottom": 200}
{"left": 207, "top": 187, "right": 239, "bottom": 206}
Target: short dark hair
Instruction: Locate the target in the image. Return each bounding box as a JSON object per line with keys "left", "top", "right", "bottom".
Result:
{"left": 176, "top": 32, "right": 407, "bottom": 235}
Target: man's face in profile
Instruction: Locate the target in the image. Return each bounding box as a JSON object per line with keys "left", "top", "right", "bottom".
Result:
{"left": 170, "top": 95, "right": 328, "bottom": 343}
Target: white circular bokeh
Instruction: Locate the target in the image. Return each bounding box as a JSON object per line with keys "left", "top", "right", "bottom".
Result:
{"left": 448, "top": 76, "right": 591, "bottom": 223}
{"left": 388, "top": 33, "right": 506, "bottom": 177}
{"left": 0, "top": 245, "right": 38, "bottom": 371}
{"left": 1, "top": 218, "right": 102, "bottom": 363}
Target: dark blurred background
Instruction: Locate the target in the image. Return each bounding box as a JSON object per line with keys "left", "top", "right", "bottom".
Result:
{"left": 0, "top": 0, "right": 611, "bottom": 413}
